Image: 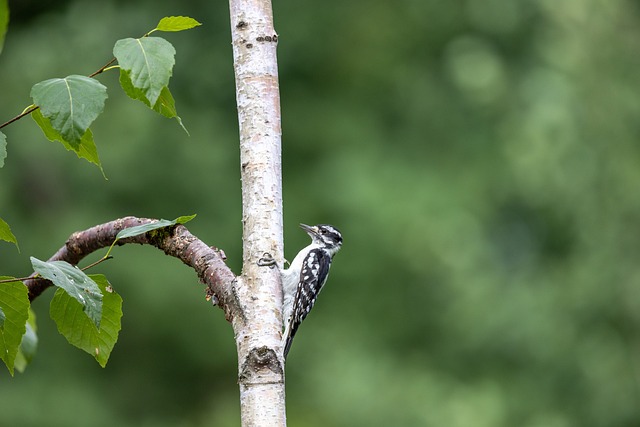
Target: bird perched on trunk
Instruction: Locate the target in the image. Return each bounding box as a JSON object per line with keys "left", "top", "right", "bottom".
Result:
{"left": 281, "top": 224, "right": 343, "bottom": 359}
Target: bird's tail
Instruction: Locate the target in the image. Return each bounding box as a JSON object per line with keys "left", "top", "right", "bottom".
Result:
{"left": 282, "top": 319, "right": 296, "bottom": 359}
{"left": 283, "top": 336, "right": 293, "bottom": 359}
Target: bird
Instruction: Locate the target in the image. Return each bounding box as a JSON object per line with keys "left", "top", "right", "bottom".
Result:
{"left": 281, "top": 223, "right": 343, "bottom": 359}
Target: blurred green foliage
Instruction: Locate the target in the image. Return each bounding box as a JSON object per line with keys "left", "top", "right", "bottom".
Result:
{"left": 1, "top": 0, "right": 640, "bottom": 426}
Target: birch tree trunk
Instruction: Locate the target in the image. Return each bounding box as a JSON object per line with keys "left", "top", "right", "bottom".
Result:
{"left": 228, "top": 0, "right": 287, "bottom": 425}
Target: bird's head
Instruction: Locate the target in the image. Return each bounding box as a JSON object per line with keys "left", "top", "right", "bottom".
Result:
{"left": 300, "top": 223, "right": 343, "bottom": 253}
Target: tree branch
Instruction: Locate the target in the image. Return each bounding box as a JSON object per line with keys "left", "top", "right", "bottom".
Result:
{"left": 23, "top": 216, "right": 238, "bottom": 321}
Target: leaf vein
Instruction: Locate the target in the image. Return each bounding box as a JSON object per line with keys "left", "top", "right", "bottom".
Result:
{"left": 63, "top": 78, "right": 74, "bottom": 139}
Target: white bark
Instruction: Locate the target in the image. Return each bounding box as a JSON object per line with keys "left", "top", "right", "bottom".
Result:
{"left": 228, "top": 0, "right": 286, "bottom": 425}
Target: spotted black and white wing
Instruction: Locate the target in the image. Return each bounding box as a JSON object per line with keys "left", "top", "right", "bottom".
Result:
{"left": 283, "top": 248, "right": 332, "bottom": 358}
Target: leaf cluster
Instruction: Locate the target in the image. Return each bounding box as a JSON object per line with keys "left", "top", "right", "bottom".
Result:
{"left": 0, "top": 15, "right": 200, "bottom": 248}
{"left": 0, "top": 7, "right": 200, "bottom": 375}
{"left": 0, "top": 215, "right": 195, "bottom": 374}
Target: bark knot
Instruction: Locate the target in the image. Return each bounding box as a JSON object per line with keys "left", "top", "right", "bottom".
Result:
{"left": 239, "top": 346, "right": 283, "bottom": 383}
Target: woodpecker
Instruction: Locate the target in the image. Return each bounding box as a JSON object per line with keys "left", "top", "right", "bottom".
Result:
{"left": 281, "top": 223, "right": 343, "bottom": 359}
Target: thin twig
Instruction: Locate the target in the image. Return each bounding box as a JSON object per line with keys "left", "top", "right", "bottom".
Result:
{"left": 0, "top": 275, "right": 35, "bottom": 284}
{"left": 88, "top": 57, "right": 117, "bottom": 78}
{"left": 0, "top": 255, "right": 113, "bottom": 285}
{"left": 0, "top": 106, "right": 39, "bottom": 130}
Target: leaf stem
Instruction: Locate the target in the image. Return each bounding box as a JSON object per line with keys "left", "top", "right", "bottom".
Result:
{"left": 101, "top": 65, "right": 120, "bottom": 73}
{"left": 81, "top": 255, "right": 113, "bottom": 271}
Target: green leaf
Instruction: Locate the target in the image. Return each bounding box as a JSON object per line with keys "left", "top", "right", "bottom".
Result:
{"left": 115, "top": 214, "right": 196, "bottom": 241}
{"left": 155, "top": 16, "right": 202, "bottom": 32}
{"left": 0, "top": 216, "right": 18, "bottom": 250}
{"left": 175, "top": 214, "right": 197, "bottom": 224}
{"left": 31, "top": 109, "right": 105, "bottom": 176}
{"left": 153, "top": 86, "right": 188, "bottom": 134}
{"left": 50, "top": 275, "right": 122, "bottom": 367}
{"left": 30, "top": 75, "right": 108, "bottom": 148}
{"left": 30, "top": 257, "right": 103, "bottom": 330}
{"left": 105, "top": 215, "right": 196, "bottom": 258}
{"left": 115, "top": 219, "right": 175, "bottom": 240}
{"left": 119, "top": 70, "right": 188, "bottom": 134}
{"left": 0, "top": 277, "right": 30, "bottom": 376}
{"left": 14, "top": 308, "right": 37, "bottom": 373}
{"left": 0, "top": 130, "right": 6, "bottom": 167}
{"left": 114, "top": 37, "right": 175, "bottom": 107}
{"left": 0, "top": 0, "right": 8, "bottom": 55}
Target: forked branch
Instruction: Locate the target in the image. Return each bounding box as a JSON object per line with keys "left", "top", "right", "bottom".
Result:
{"left": 23, "top": 216, "right": 238, "bottom": 320}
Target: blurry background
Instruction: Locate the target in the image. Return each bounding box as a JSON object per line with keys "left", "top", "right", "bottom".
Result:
{"left": 1, "top": 0, "right": 640, "bottom": 426}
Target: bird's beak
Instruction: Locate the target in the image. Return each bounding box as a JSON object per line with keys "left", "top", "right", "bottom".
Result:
{"left": 299, "top": 223, "right": 317, "bottom": 236}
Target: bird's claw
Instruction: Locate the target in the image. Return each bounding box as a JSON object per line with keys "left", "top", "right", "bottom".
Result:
{"left": 257, "top": 252, "right": 276, "bottom": 268}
